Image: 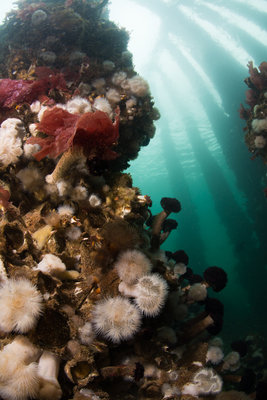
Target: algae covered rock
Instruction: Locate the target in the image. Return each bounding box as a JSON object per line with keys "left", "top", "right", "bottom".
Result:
{"left": 0, "top": 1, "right": 230, "bottom": 400}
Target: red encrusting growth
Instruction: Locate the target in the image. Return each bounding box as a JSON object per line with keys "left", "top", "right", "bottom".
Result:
{"left": 239, "top": 61, "right": 267, "bottom": 120}
{"left": 0, "top": 73, "right": 67, "bottom": 109}
{"left": 0, "top": 79, "right": 46, "bottom": 108}
{"left": 245, "top": 89, "right": 258, "bottom": 108}
{"left": 27, "top": 106, "right": 120, "bottom": 161}
{"left": 247, "top": 61, "right": 267, "bottom": 90}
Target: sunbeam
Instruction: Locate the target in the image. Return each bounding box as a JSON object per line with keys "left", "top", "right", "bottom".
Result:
{"left": 158, "top": 49, "right": 222, "bottom": 154}
{"left": 231, "top": 0, "right": 267, "bottom": 13}
{"left": 168, "top": 33, "right": 227, "bottom": 115}
{"left": 179, "top": 4, "right": 254, "bottom": 67}
{"left": 199, "top": 1, "right": 267, "bottom": 47}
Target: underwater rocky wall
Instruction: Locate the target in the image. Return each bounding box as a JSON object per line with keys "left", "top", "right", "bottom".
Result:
{"left": 0, "top": 1, "right": 266, "bottom": 399}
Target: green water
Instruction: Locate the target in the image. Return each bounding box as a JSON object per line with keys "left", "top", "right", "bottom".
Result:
{"left": 108, "top": 0, "right": 267, "bottom": 341}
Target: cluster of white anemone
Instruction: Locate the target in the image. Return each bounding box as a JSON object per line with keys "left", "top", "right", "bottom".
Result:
{"left": 111, "top": 71, "right": 150, "bottom": 98}
{"left": 92, "top": 249, "right": 168, "bottom": 343}
{"left": 0, "top": 336, "right": 40, "bottom": 400}
{"left": 0, "top": 274, "right": 63, "bottom": 399}
{"left": 0, "top": 118, "right": 24, "bottom": 167}
{"left": 251, "top": 118, "right": 267, "bottom": 149}
{"left": 0, "top": 337, "right": 62, "bottom": 400}
{"left": 115, "top": 249, "right": 168, "bottom": 316}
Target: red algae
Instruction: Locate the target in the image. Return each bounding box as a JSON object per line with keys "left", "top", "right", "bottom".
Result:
{"left": 28, "top": 106, "right": 120, "bottom": 161}
{"left": 0, "top": 74, "right": 67, "bottom": 109}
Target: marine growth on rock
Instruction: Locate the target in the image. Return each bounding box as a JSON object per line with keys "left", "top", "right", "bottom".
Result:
{"left": 0, "top": 1, "right": 254, "bottom": 399}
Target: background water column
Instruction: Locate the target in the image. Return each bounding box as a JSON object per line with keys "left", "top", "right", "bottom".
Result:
{"left": 109, "top": 0, "right": 267, "bottom": 338}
